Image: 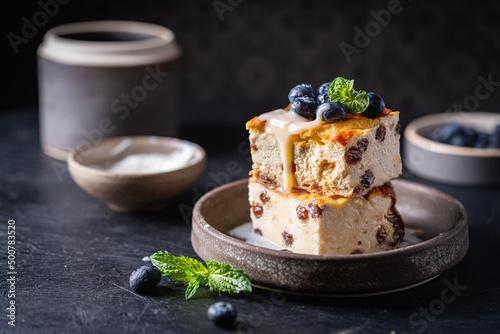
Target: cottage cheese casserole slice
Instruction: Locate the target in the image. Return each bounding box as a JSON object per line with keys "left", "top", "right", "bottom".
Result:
{"left": 249, "top": 179, "right": 404, "bottom": 255}
{"left": 247, "top": 110, "right": 402, "bottom": 197}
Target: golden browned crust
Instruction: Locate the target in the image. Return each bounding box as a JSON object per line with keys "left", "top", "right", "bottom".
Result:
{"left": 246, "top": 116, "right": 266, "bottom": 130}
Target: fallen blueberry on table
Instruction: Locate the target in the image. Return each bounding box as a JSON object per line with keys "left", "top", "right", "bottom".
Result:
{"left": 207, "top": 302, "right": 237, "bottom": 328}
{"left": 129, "top": 265, "right": 162, "bottom": 294}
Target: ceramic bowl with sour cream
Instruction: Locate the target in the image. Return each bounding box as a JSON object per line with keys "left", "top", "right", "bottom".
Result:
{"left": 68, "top": 136, "right": 206, "bottom": 212}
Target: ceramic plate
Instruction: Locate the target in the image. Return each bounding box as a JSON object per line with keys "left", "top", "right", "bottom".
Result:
{"left": 191, "top": 179, "right": 468, "bottom": 295}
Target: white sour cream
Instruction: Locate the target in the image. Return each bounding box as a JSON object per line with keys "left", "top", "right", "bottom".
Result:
{"left": 95, "top": 144, "right": 196, "bottom": 175}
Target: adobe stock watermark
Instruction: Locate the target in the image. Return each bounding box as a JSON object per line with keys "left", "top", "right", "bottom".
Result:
{"left": 178, "top": 141, "right": 252, "bottom": 224}
{"left": 441, "top": 74, "right": 500, "bottom": 122}
{"left": 339, "top": 0, "right": 409, "bottom": 64}
{"left": 213, "top": 0, "right": 243, "bottom": 21}
{"left": 6, "top": 220, "right": 17, "bottom": 327}
{"left": 404, "top": 73, "right": 499, "bottom": 170}
{"left": 7, "top": 0, "right": 71, "bottom": 54}
{"left": 399, "top": 276, "right": 467, "bottom": 333}
{"left": 50, "top": 64, "right": 170, "bottom": 182}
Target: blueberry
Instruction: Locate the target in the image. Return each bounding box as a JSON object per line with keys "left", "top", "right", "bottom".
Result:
{"left": 363, "top": 92, "right": 385, "bottom": 119}
{"left": 288, "top": 84, "right": 317, "bottom": 103}
{"left": 317, "top": 82, "right": 331, "bottom": 95}
{"left": 129, "top": 265, "right": 162, "bottom": 294}
{"left": 462, "top": 126, "right": 478, "bottom": 147}
{"left": 486, "top": 132, "right": 500, "bottom": 148}
{"left": 433, "top": 124, "right": 462, "bottom": 143}
{"left": 474, "top": 132, "right": 490, "bottom": 148}
{"left": 491, "top": 124, "right": 500, "bottom": 148}
{"left": 448, "top": 133, "right": 468, "bottom": 146}
{"left": 318, "top": 102, "right": 348, "bottom": 123}
{"left": 290, "top": 96, "right": 318, "bottom": 119}
{"left": 317, "top": 92, "right": 330, "bottom": 104}
{"left": 207, "top": 302, "right": 237, "bottom": 328}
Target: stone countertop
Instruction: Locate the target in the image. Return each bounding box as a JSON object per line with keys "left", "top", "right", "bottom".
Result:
{"left": 0, "top": 107, "right": 498, "bottom": 334}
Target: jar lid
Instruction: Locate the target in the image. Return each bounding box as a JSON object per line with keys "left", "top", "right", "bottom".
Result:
{"left": 38, "top": 21, "right": 182, "bottom": 67}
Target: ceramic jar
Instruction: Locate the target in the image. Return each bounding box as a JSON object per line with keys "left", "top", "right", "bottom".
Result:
{"left": 37, "top": 21, "right": 182, "bottom": 160}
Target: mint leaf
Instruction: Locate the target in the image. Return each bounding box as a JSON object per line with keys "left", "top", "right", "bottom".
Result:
{"left": 206, "top": 261, "right": 252, "bottom": 296}
{"left": 346, "top": 90, "right": 369, "bottom": 114}
{"left": 328, "top": 77, "right": 370, "bottom": 114}
{"left": 185, "top": 276, "right": 204, "bottom": 300}
{"left": 150, "top": 251, "right": 207, "bottom": 284}
{"left": 150, "top": 251, "right": 252, "bottom": 300}
{"left": 329, "top": 77, "right": 355, "bottom": 102}
{"left": 181, "top": 256, "right": 209, "bottom": 277}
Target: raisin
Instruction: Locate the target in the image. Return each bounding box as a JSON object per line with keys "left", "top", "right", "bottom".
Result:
{"left": 345, "top": 147, "right": 362, "bottom": 164}
{"left": 376, "top": 226, "right": 387, "bottom": 244}
{"left": 354, "top": 170, "right": 375, "bottom": 196}
{"left": 282, "top": 231, "right": 294, "bottom": 246}
{"left": 310, "top": 182, "right": 323, "bottom": 193}
{"left": 360, "top": 170, "right": 374, "bottom": 188}
{"left": 387, "top": 207, "right": 405, "bottom": 247}
{"left": 352, "top": 185, "right": 365, "bottom": 196}
{"left": 358, "top": 138, "right": 369, "bottom": 152}
{"left": 308, "top": 203, "right": 322, "bottom": 218}
{"left": 296, "top": 205, "right": 309, "bottom": 220}
{"left": 260, "top": 175, "right": 276, "bottom": 187}
{"left": 260, "top": 190, "right": 270, "bottom": 204}
{"left": 252, "top": 203, "right": 263, "bottom": 218}
{"left": 345, "top": 138, "right": 369, "bottom": 165}
{"left": 351, "top": 249, "right": 363, "bottom": 255}
{"left": 250, "top": 142, "right": 257, "bottom": 151}
{"left": 252, "top": 228, "right": 263, "bottom": 236}
{"left": 395, "top": 123, "right": 401, "bottom": 135}
{"left": 376, "top": 125, "right": 386, "bottom": 142}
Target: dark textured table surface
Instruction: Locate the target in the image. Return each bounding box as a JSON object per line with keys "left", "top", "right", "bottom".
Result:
{"left": 0, "top": 107, "right": 499, "bottom": 334}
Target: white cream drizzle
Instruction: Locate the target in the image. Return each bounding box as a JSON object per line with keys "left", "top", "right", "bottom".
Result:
{"left": 258, "top": 106, "right": 328, "bottom": 191}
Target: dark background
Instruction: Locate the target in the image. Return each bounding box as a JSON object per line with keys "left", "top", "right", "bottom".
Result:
{"left": 3, "top": 0, "right": 500, "bottom": 123}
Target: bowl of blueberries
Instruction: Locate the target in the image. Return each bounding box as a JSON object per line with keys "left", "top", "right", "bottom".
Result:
{"left": 404, "top": 112, "right": 500, "bottom": 186}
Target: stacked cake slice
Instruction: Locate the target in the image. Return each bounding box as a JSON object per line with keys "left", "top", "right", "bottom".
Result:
{"left": 246, "top": 106, "right": 404, "bottom": 255}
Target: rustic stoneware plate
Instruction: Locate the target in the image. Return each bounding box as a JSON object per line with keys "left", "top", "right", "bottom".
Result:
{"left": 404, "top": 112, "right": 500, "bottom": 185}
{"left": 68, "top": 136, "right": 205, "bottom": 212}
{"left": 191, "top": 179, "right": 468, "bottom": 296}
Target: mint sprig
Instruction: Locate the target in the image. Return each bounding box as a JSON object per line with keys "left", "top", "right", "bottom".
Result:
{"left": 150, "top": 251, "right": 252, "bottom": 300}
{"left": 328, "top": 77, "right": 370, "bottom": 114}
